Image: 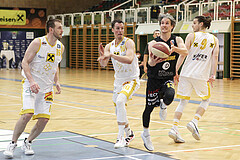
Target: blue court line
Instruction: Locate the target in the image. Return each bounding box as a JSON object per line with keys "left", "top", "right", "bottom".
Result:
{"left": 1, "top": 77, "right": 240, "bottom": 110}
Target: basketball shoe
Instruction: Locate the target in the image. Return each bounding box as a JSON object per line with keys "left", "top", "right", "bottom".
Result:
{"left": 114, "top": 136, "right": 126, "bottom": 148}
{"left": 21, "top": 138, "right": 34, "bottom": 155}
{"left": 3, "top": 142, "right": 17, "bottom": 158}
{"left": 187, "top": 121, "right": 200, "bottom": 140}
{"left": 125, "top": 130, "right": 135, "bottom": 146}
{"left": 141, "top": 132, "right": 154, "bottom": 151}
{"left": 168, "top": 128, "right": 185, "bottom": 143}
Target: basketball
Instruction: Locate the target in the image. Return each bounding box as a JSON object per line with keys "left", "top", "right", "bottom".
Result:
{"left": 151, "top": 42, "right": 170, "bottom": 59}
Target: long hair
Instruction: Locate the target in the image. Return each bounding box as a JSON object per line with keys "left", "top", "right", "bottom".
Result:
{"left": 195, "top": 16, "right": 212, "bottom": 29}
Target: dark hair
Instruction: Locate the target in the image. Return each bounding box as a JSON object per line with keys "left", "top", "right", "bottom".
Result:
{"left": 153, "top": 30, "right": 160, "bottom": 34}
{"left": 195, "top": 16, "right": 212, "bottom": 29}
{"left": 46, "top": 19, "right": 62, "bottom": 33}
{"left": 111, "top": 20, "right": 124, "bottom": 28}
{"left": 158, "top": 13, "right": 176, "bottom": 30}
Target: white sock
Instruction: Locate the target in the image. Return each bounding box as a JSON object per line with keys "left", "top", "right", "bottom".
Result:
{"left": 143, "top": 128, "right": 150, "bottom": 136}
{"left": 124, "top": 126, "right": 131, "bottom": 136}
{"left": 192, "top": 114, "right": 201, "bottom": 125}
{"left": 118, "top": 125, "right": 125, "bottom": 139}
{"left": 173, "top": 119, "right": 180, "bottom": 131}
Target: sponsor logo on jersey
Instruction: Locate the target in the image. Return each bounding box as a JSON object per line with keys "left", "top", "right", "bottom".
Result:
{"left": 38, "top": 55, "right": 45, "bottom": 59}
{"left": 46, "top": 53, "right": 55, "bottom": 62}
{"left": 123, "top": 81, "right": 130, "bottom": 86}
{"left": 162, "top": 62, "right": 170, "bottom": 70}
{"left": 165, "top": 55, "right": 176, "bottom": 61}
{"left": 42, "top": 41, "right": 47, "bottom": 45}
{"left": 210, "top": 43, "right": 214, "bottom": 48}
{"left": 114, "top": 51, "right": 119, "bottom": 55}
{"left": 192, "top": 53, "right": 208, "bottom": 61}
{"left": 57, "top": 44, "right": 61, "bottom": 48}
{"left": 44, "top": 91, "right": 53, "bottom": 102}
{"left": 194, "top": 42, "right": 198, "bottom": 47}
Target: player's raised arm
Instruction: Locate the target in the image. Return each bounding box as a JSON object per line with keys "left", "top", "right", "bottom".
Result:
{"left": 97, "top": 43, "right": 110, "bottom": 67}
{"left": 109, "top": 39, "right": 135, "bottom": 64}
{"left": 171, "top": 36, "right": 188, "bottom": 56}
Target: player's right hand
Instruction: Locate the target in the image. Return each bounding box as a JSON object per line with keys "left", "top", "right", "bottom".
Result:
{"left": 30, "top": 82, "right": 40, "bottom": 94}
{"left": 98, "top": 43, "right": 104, "bottom": 56}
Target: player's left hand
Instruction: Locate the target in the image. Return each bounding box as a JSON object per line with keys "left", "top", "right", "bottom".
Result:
{"left": 148, "top": 52, "right": 166, "bottom": 66}
{"left": 207, "top": 75, "right": 215, "bottom": 88}
{"left": 55, "top": 82, "right": 61, "bottom": 94}
{"left": 174, "top": 72, "right": 179, "bottom": 85}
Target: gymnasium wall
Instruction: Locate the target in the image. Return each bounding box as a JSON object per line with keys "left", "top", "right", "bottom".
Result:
{"left": 0, "top": 0, "right": 102, "bottom": 15}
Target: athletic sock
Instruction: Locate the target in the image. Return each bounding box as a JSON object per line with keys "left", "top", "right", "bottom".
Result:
{"left": 173, "top": 118, "right": 179, "bottom": 131}
{"left": 118, "top": 125, "right": 125, "bottom": 139}
{"left": 124, "top": 126, "right": 131, "bottom": 136}
{"left": 192, "top": 114, "right": 201, "bottom": 125}
{"left": 143, "top": 128, "right": 150, "bottom": 137}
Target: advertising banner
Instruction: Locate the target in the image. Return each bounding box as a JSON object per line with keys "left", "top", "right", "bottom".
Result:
{"left": 0, "top": 10, "right": 26, "bottom": 25}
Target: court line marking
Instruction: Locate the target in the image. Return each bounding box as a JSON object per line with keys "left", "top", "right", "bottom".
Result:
{"left": 1, "top": 93, "right": 240, "bottom": 155}
{"left": 80, "top": 153, "right": 153, "bottom": 160}
{"left": 0, "top": 77, "right": 240, "bottom": 109}
{"left": 164, "top": 144, "right": 240, "bottom": 153}
{"left": 0, "top": 92, "right": 179, "bottom": 127}
{"left": 0, "top": 104, "right": 20, "bottom": 106}
{"left": 55, "top": 102, "right": 176, "bottom": 127}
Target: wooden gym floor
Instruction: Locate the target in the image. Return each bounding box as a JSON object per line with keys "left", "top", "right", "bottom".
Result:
{"left": 0, "top": 68, "right": 240, "bottom": 160}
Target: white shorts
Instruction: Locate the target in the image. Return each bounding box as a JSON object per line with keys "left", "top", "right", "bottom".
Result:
{"left": 177, "top": 76, "right": 210, "bottom": 100}
{"left": 20, "top": 79, "right": 53, "bottom": 120}
{"left": 113, "top": 78, "right": 140, "bottom": 104}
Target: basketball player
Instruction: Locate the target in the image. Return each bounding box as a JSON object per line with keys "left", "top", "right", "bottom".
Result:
{"left": 3, "top": 19, "right": 64, "bottom": 158}
{"left": 141, "top": 13, "right": 188, "bottom": 151}
{"left": 98, "top": 20, "right": 140, "bottom": 148}
{"left": 143, "top": 29, "right": 161, "bottom": 74}
{"left": 168, "top": 16, "right": 219, "bottom": 143}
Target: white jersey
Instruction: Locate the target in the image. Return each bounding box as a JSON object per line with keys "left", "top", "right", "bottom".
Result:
{"left": 110, "top": 37, "right": 139, "bottom": 80}
{"left": 22, "top": 36, "right": 63, "bottom": 92}
{"left": 180, "top": 31, "right": 215, "bottom": 81}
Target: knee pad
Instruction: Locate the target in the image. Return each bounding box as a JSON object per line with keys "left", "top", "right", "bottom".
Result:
{"left": 200, "top": 99, "right": 210, "bottom": 110}
{"left": 163, "top": 87, "right": 175, "bottom": 105}
{"left": 116, "top": 93, "right": 127, "bottom": 122}
{"left": 175, "top": 99, "right": 189, "bottom": 113}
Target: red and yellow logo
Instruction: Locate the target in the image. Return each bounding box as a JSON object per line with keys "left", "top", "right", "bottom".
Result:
{"left": 44, "top": 91, "right": 53, "bottom": 102}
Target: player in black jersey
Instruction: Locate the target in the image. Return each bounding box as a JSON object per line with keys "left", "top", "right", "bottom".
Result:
{"left": 141, "top": 13, "right": 188, "bottom": 151}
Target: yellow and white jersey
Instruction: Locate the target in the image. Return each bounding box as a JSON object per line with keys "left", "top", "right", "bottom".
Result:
{"left": 180, "top": 32, "right": 215, "bottom": 81}
{"left": 110, "top": 37, "right": 139, "bottom": 80}
{"left": 22, "top": 36, "right": 63, "bottom": 92}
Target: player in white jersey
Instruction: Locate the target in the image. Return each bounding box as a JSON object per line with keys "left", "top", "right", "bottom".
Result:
{"left": 3, "top": 19, "right": 64, "bottom": 158}
{"left": 168, "top": 16, "right": 219, "bottom": 143}
{"left": 98, "top": 20, "right": 140, "bottom": 148}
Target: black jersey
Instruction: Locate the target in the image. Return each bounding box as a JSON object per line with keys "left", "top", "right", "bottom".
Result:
{"left": 147, "top": 34, "right": 179, "bottom": 80}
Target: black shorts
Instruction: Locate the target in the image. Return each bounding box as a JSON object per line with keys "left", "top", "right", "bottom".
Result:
{"left": 146, "top": 78, "right": 175, "bottom": 107}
